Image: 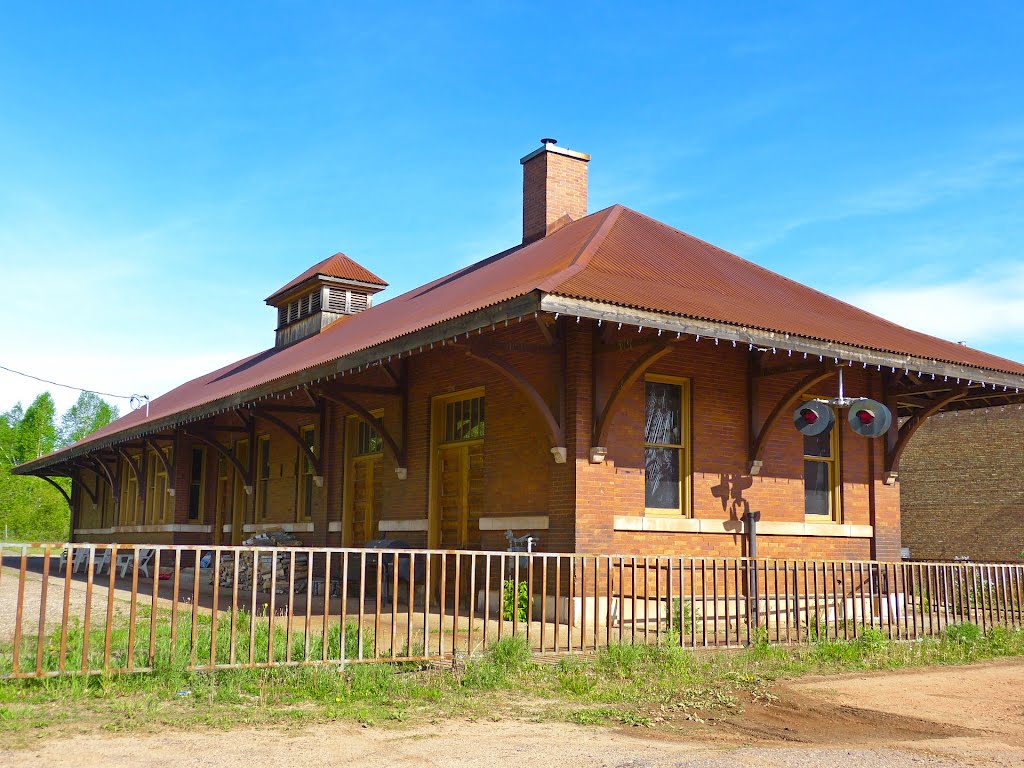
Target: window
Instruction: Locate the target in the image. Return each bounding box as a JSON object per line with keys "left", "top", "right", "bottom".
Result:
{"left": 803, "top": 400, "right": 840, "bottom": 521}
{"left": 297, "top": 425, "right": 317, "bottom": 519}
{"left": 356, "top": 418, "right": 384, "bottom": 456}
{"left": 444, "top": 394, "right": 485, "bottom": 443}
{"left": 144, "top": 449, "right": 170, "bottom": 524}
{"left": 122, "top": 458, "right": 139, "bottom": 525}
{"left": 644, "top": 375, "right": 690, "bottom": 516}
{"left": 188, "top": 447, "right": 205, "bottom": 521}
{"left": 257, "top": 435, "right": 271, "bottom": 520}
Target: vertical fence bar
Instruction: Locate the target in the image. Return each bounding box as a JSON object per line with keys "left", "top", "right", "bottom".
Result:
{"left": 210, "top": 548, "right": 221, "bottom": 669}
{"left": 453, "top": 553, "right": 462, "bottom": 659}
{"left": 12, "top": 546, "right": 28, "bottom": 675}
{"left": 553, "top": 555, "right": 561, "bottom": 654}
{"left": 375, "top": 549, "right": 384, "bottom": 659}
{"left": 169, "top": 549, "right": 180, "bottom": 666}
{"left": 688, "top": 558, "right": 696, "bottom": 648}
{"left": 406, "top": 552, "right": 414, "bottom": 656}
{"left": 666, "top": 557, "right": 674, "bottom": 644}
{"left": 356, "top": 551, "right": 366, "bottom": 661}
{"left": 189, "top": 547, "right": 201, "bottom": 669}
{"left": 483, "top": 553, "right": 492, "bottom": 650}
{"left": 541, "top": 555, "right": 549, "bottom": 653}
{"left": 248, "top": 549, "right": 260, "bottom": 666}
{"left": 392, "top": 551, "right": 400, "bottom": 659}
{"left": 655, "top": 557, "right": 663, "bottom": 646}
{"left": 618, "top": 557, "right": 625, "bottom": 646}
{"left": 303, "top": 551, "right": 314, "bottom": 662}
{"left": 286, "top": 550, "right": 296, "bottom": 663}
{"left": 422, "top": 551, "right": 431, "bottom": 659}
{"left": 268, "top": 550, "right": 279, "bottom": 665}
{"left": 33, "top": 544, "right": 51, "bottom": 676}
{"left": 322, "top": 550, "right": 332, "bottom": 663}
{"left": 231, "top": 549, "right": 240, "bottom": 667}
{"left": 60, "top": 544, "right": 75, "bottom": 673}
{"left": 497, "top": 554, "right": 505, "bottom": 642}
{"left": 340, "top": 550, "right": 350, "bottom": 664}
{"left": 567, "top": 556, "right": 574, "bottom": 654}
{"left": 437, "top": 554, "right": 447, "bottom": 658}
{"left": 469, "top": 552, "right": 477, "bottom": 657}
{"left": 592, "top": 556, "right": 600, "bottom": 653}
{"left": 127, "top": 550, "right": 140, "bottom": 672}
{"left": 102, "top": 545, "right": 118, "bottom": 673}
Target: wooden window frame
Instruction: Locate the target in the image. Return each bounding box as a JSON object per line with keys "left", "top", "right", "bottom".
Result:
{"left": 643, "top": 374, "right": 692, "bottom": 518}
{"left": 297, "top": 424, "right": 317, "bottom": 521}
{"left": 187, "top": 446, "right": 206, "bottom": 522}
{"left": 802, "top": 396, "right": 842, "bottom": 523}
{"left": 256, "top": 434, "right": 271, "bottom": 521}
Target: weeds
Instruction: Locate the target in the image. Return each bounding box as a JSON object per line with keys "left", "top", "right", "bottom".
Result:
{"left": 2, "top": 621, "right": 1023, "bottom": 741}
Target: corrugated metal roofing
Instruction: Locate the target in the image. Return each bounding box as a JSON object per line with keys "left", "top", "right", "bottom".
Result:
{"left": 265, "top": 252, "right": 388, "bottom": 303}
{"left": 19, "top": 204, "right": 1024, "bottom": 471}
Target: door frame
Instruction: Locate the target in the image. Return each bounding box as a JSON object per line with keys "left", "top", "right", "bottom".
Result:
{"left": 342, "top": 411, "right": 385, "bottom": 546}
{"left": 427, "top": 387, "right": 484, "bottom": 549}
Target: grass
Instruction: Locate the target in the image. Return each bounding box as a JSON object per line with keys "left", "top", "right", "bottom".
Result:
{"left": 2, "top": 621, "right": 1024, "bottom": 745}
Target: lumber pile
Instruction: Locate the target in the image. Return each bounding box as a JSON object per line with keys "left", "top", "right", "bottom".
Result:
{"left": 215, "top": 530, "right": 310, "bottom": 594}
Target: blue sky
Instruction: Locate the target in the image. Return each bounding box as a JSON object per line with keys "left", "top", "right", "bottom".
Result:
{"left": 1, "top": 2, "right": 1022, "bottom": 414}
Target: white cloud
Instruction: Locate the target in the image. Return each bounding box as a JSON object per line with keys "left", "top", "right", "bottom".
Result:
{"left": 843, "top": 264, "right": 1024, "bottom": 358}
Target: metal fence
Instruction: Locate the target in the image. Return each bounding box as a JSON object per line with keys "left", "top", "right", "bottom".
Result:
{"left": 2, "top": 542, "right": 1022, "bottom": 679}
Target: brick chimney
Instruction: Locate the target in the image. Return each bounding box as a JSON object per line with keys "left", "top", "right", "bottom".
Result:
{"left": 520, "top": 138, "right": 590, "bottom": 244}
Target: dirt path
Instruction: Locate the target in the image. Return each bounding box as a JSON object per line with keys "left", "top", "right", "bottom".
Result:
{"left": 4, "top": 660, "right": 1024, "bottom": 767}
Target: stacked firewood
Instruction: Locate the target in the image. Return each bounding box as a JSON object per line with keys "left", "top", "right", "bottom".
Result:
{"left": 215, "top": 531, "right": 310, "bottom": 594}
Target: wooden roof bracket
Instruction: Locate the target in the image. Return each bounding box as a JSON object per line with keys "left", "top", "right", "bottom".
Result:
{"left": 466, "top": 342, "right": 566, "bottom": 459}
{"left": 593, "top": 341, "right": 676, "bottom": 450}
{"left": 183, "top": 430, "right": 253, "bottom": 494}
{"left": 116, "top": 447, "right": 147, "bottom": 508}
{"left": 315, "top": 389, "right": 408, "bottom": 476}
{"left": 250, "top": 409, "right": 323, "bottom": 481}
{"left": 143, "top": 438, "right": 176, "bottom": 496}
{"left": 883, "top": 385, "right": 968, "bottom": 484}
{"left": 34, "top": 474, "right": 73, "bottom": 511}
{"left": 748, "top": 367, "right": 836, "bottom": 475}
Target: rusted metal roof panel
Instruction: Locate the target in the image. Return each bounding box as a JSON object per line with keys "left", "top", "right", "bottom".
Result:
{"left": 551, "top": 206, "right": 1024, "bottom": 376}
{"left": 265, "top": 252, "right": 389, "bottom": 303}
{"left": 18, "top": 204, "right": 1024, "bottom": 471}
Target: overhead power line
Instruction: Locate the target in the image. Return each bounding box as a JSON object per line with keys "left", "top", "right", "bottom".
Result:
{"left": 0, "top": 363, "right": 136, "bottom": 401}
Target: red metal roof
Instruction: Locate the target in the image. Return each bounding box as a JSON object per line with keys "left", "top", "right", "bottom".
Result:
{"left": 265, "top": 252, "right": 388, "bottom": 304}
{"left": 19, "top": 204, "right": 1024, "bottom": 470}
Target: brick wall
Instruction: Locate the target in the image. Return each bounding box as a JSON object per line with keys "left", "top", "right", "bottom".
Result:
{"left": 900, "top": 407, "right": 1024, "bottom": 562}
{"left": 70, "top": 317, "right": 903, "bottom": 561}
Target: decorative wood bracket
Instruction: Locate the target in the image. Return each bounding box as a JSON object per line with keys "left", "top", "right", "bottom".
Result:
{"left": 85, "top": 456, "right": 119, "bottom": 500}
{"left": 143, "top": 438, "right": 175, "bottom": 495}
{"left": 748, "top": 368, "right": 836, "bottom": 475}
{"left": 116, "top": 447, "right": 146, "bottom": 507}
{"left": 315, "top": 390, "right": 407, "bottom": 470}
{"left": 593, "top": 342, "right": 675, "bottom": 448}
{"left": 68, "top": 463, "right": 100, "bottom": 506}
{"left": 883, "top": 386, "right": 968, "bottom": 483}
{"left": 251, "top": 410, "right": 322, "bottom": 478}
{"left": 35, "top": 475, "right": 73, "bottom": 511}
{"left": 466, "top": 343, "right": 565, "bottom": 449}
{"left": 184, "top": 430, "right": 253, "bottom": 493}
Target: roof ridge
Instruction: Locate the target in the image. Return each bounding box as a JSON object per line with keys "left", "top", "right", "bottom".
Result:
{"left": 536, "top": 205, "right": 623, "bottom": 292}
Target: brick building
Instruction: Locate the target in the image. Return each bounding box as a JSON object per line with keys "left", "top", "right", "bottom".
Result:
{"left": 16, "top": 140, "right": 1024, "bottom": 563}
{"left": 900, "top": 407, "right": 1024, "bottom": 562}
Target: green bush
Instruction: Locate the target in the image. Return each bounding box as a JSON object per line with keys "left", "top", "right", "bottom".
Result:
{"left": 856, "top": 628, "right": 888, "bottom": 653}
{"left": 945, "top": 622, "right": 982, "bottom": 646}
{"left": 501, "top": 579, "right": 529, "bottom": 623}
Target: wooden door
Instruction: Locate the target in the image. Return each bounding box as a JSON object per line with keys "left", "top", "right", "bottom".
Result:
{"left": 434, "top": 443, "right": 484, "bottom": 549}
{"left": 348, "top": 455, "right": 383, "bottom": 546}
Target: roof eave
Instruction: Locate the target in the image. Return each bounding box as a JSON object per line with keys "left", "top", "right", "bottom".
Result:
{"left": 13, "top": 291, "right": 545, "bottom": 476}
{"left": 541, "top": 294, "right": 1024, "bottom": 391}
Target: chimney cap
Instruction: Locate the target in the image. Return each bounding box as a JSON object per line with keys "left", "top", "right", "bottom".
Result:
{"left": 520, "top": 139, "right": 591, "bottom": 165}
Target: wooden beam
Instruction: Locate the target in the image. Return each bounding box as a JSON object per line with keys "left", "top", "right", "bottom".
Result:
{"left": 250, "top": 410, "right": 322, "bottom": 477}
{"left": 594, "top": 342, "right": 676, "bottom": 447}
{"left": 749, "top": 368, "right": 836, "bottom": 473}
{"left": 143, "top": 438, "right": 174, "bottom": 480}
{"left": 466, "top": 343, "right": 565, "bottom": 448}
{"left": 34, "top": 475, "right": 72, "bottom": 511}
{"left": 183, "top": 430, "right": 252, "bottom": 488}
{"left": 315, "top": 390, "right": 406, "bottom": 468}
{"left": 885, "top": 386, "right": 968, "bottom": 478}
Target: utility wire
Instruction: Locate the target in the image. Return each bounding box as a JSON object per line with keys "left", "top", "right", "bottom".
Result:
{"left": 0, "top": 363, "right": 136, "bottom": 401}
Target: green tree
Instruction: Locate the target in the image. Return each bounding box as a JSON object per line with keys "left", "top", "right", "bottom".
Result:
{"left": 59, "top": 392, "right": 119, "bottom": 447}
{"left": 15, "top": 393, "right": 58, "bottom": 463}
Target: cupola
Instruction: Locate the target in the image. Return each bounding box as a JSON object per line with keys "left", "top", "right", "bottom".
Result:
{"left": 266, "top": 252, "right": 387, "bottom": 348}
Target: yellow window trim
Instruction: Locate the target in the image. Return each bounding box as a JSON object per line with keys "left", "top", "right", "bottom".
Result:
{"left": 643, "top": 374, "right": 692, "bottom": 518}
{"left": 428, "top": 387, "right": 485, "bottom": 548}
{"left": 802, "top": 395, "right": 842, "bottom": 523}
